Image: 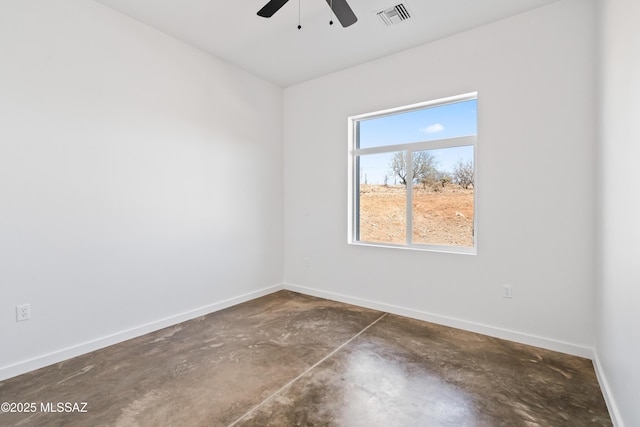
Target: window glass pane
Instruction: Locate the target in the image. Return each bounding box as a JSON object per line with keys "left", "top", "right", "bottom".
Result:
{"left": 350, "top": 93, "right": 477, "bottom": 252}
{"left": 358, "top": 152, "right": 406, "bottom": 244}
{"left": 358, "top": 99, "right": 477, "bottom": 149}
{"left": 412, "top": 147, "right": 474, "bottom": 247}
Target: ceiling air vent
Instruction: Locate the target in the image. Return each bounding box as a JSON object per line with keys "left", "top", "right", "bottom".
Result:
{"left": 377, "top": 3, "right": 411, "bottom": 26}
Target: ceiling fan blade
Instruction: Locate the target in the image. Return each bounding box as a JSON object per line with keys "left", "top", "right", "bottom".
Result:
{"left": 257, "top": 0, "right": 291, "bottom": 18}
{"left": 325, "top": 0, "right": 358, "bottom": 27}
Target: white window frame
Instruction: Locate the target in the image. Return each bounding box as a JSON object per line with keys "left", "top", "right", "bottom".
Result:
{"left": 348, "top": 92, "right": 477, "bottom": 254}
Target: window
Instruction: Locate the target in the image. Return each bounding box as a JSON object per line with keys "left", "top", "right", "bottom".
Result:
{"left": 348, "top": 93, "right": 477, "bottom": 253}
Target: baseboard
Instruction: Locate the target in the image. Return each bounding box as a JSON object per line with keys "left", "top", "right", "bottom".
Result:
{"left": 592, "top": 350, "right": 624, "bottom": 427}
{"left": 0, "top": 283, "right": 284, "bottom": 382}
{"left": 284, "top": 282, "right": 593, "bottom": 359}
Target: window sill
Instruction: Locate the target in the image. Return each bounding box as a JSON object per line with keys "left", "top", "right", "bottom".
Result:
{"left": 348, "top": 241, "right": 476, "bottom": 255}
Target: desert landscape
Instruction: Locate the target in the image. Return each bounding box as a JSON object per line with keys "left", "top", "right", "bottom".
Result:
{"left": 358, "top": 184, "right": 474, "bottom": 247}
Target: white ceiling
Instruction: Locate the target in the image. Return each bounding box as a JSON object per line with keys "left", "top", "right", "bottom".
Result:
{"left": 92, "top": 0, "right": 560, "bottom": 87}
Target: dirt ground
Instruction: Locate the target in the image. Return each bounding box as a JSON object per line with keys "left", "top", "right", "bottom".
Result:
{"left": 358, "top": 184, "right": 474, "bottom": 247}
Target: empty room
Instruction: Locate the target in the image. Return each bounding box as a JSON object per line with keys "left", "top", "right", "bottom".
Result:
{"left": 0, "top": 0, "right": 638, "bottom": 425}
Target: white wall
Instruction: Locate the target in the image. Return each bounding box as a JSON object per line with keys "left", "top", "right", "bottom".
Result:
{"left": 597, "top": 0, "right": 640, "bottom": 425}
{"left": 283, "top": 0, "right": 597, "bottom": 356}
{"left": 0, "top": 0, "right": 283, "bottom": 379}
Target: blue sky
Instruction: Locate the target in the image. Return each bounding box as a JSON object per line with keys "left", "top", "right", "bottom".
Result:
{"left": 357, "top": 99, "right": 477, "bottom": 185}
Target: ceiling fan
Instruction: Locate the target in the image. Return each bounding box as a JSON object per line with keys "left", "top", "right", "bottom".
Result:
{"left": 257, "top": 0, "right": 358, "bottom": 28}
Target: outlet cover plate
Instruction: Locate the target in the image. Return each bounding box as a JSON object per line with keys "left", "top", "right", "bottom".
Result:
{"left": 16, "top": 304, "right": 30, "bottom": 321}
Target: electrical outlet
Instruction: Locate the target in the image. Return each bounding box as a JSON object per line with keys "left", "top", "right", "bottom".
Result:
{"left": 502, "top": 285, "right": 512, "bottom": 299}
{"left": 304, "top": 257, "right": 310, "bottom": 268}
{"left": 16, "top": 304, "right": 30, "bottom": 322}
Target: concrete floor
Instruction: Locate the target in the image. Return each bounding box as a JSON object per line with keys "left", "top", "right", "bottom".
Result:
{"left": 0, "top": 291, "right": 611, "bottom": 426}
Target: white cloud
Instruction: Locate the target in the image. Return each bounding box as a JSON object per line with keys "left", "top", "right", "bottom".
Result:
{"left": 422, "top": 123, "right": 445, "bottom": 133}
